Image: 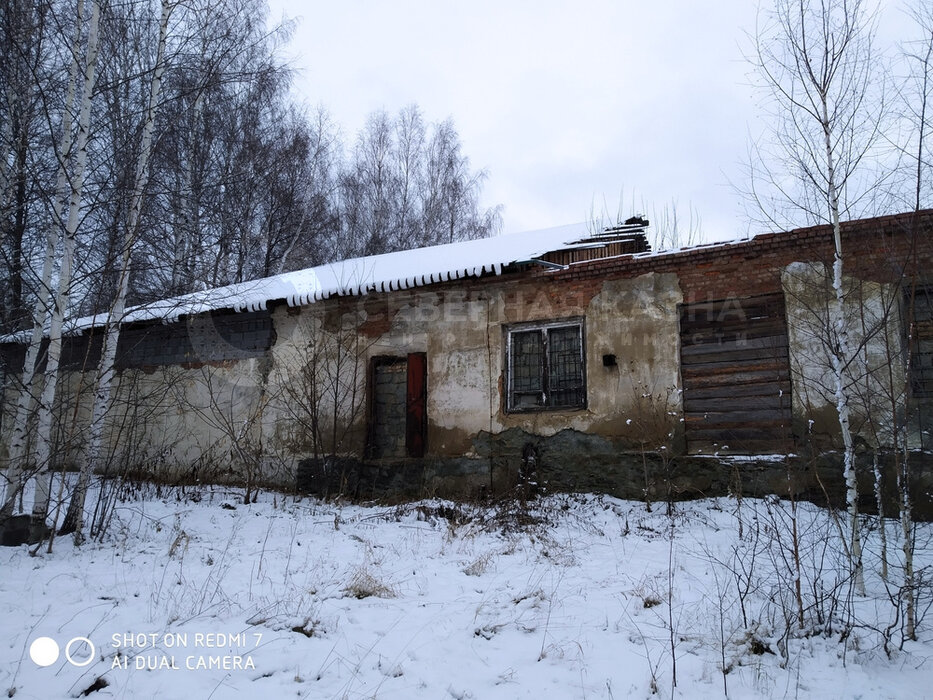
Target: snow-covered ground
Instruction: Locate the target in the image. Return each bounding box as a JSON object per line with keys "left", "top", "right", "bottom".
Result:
{"left": 1, "top": 486, "right": 930, "bottom": 699}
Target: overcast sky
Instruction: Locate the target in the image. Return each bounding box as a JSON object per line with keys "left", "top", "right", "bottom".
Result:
{"left": 266, "top": 0, "right": 913, "bottom": 242}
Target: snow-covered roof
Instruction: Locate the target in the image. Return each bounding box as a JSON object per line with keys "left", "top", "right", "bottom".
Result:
{"left": 65, "top": 222, "right": 620, "bottom": 333}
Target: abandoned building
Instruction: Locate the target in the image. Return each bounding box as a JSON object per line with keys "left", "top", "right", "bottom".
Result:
{"left": 2, "top": 209, "right": 933, "bottom": 511}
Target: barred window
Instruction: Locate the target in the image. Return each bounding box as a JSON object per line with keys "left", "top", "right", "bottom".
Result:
{"left": 506, "top": 320, "right": 585, "bottom": 411}
{"left": 908, "top": 286, "right": 933, "bottom": 398}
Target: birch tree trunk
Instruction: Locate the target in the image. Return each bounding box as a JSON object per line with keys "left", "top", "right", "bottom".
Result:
{"left": 896, "top": 3, "right": 932, "bottom": 640}
{"left": 29, "top": 0, "right": 103, "bottom": 532}
{"left": 0, "top": 86, "right": 15, "bottom": 222}
{"left": 0, "top": 0, "right": 85, "bottom": 521}
{"left": 900, "top": 274, "right": 919, "bottom": 641}
{"left": 822, "top": 111, "right": 864, "bottom": 594}
{"left": 171, "top": 91, "right": 203, "bottom": 293}
{"left": 751, "top": 0, "right": 878, "bottom": 597}
{"left": 60, "top": 0, "right": 172, "bottom": 541}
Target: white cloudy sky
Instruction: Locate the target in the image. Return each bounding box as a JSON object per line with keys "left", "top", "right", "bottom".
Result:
{"left": 266, "top": 0, "right": 914, "bottom": 241}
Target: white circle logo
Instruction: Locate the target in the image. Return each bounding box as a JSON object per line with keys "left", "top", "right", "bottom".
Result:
{"left": 29, "top": 637, "right": 60, "bottom": 667}
{"left": 65, "top": 637, "right": 95, "bottom": 667}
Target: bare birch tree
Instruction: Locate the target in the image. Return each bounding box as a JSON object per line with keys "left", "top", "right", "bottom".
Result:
{"left": 902, "top": 2, "right": 933, "bottom": 212}
{"left": 1, "top": 0, "right": 99, "bottom": 527}
{"left": 1, "top": 1, "right": 503, "bottom": 542}
{"left": 338, "top": 107, "right": 501, "bottom": 259}
{"left": 749, "top": 0, "right": 889, "bottom": 594}
{"left": 59, "top": 0, "right": 172, "bottom": 540}
{"left": 0, "top": 0, "right": 83, "bottom": 519}
{"left": 885, "top": 0, "right": 933, "bottom": 641}
{"left": 29, "top": 0, "right": 104, "bottom": 532}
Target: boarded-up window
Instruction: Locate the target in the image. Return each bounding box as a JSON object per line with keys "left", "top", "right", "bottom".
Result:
{"left": 51, "top": 311, "right": 275, "bottom": 371}
{"left": 115, "top": 311, "right": 274, "bottom": 368}
{"left": 680, "top": 294, "right": 793, "bottom": 454}
{"left": 506, "top": 320, "right": 585, "bottom": 412}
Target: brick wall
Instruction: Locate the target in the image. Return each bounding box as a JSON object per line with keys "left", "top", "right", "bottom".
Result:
{"left": 343, "top": 211, "right": 933, "bottom": 325}
{"left": 534, "top": 210, "right": 933, "bottom": 302}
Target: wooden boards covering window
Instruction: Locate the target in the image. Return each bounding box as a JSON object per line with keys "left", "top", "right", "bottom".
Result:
{"left": 680, "top": 293, "right": 793, "bottom": 454}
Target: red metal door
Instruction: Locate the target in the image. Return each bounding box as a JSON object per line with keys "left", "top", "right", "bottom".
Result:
{"left": 405, "top": 353, "right": 427, "bottom": 457}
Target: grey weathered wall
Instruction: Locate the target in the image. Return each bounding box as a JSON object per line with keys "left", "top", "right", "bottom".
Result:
{"left": 0, "top": 270, "right": 687, "bottom": 491}
{"left": 1, "top": 228, "right": 929, "bottom": 511}
{"left": 782, "top": 261, "right": 907, "bottom": 450}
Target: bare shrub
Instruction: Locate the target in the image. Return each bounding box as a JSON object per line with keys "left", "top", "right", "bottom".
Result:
{"left": 344, "top": 567, "right": 397, "bottom": 599}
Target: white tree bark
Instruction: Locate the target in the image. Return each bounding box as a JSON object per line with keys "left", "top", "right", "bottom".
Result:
{"left": 753, "top": 0, "right": 876, "bottom": 596}
{"left": 171, "top": 91, "right": 203, "bottom": 292}
{"left": 29, "top": 0, "right": 102, "bottom": 528}
{"left": 899, "top": 445, "right": 916, "bottom": 639}
{"left": 62, "top": 0, "right": 172, "bottom": 541}
{"left": 872, "top": 451, "right": 887, "bottom": 581}
{"left": 894, "top": 5, "right": 931, "bottom": 638}
{"left": 1, "top": 0, "right": 85, "bottom": 520}
{"left": 822, "top": 110, "right": 865, "bottom": 594}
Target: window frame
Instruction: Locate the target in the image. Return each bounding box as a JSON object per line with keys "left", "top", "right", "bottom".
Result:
{"left": 904, "top": 284, "right": 933, "bottom": 399}
{"left": 504, "top": 317, "right": 587, "bottom": 413}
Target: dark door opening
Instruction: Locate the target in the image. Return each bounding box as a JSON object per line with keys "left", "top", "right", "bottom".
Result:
{"left": 369, "top": 353, "right": 427, "bottom": 458}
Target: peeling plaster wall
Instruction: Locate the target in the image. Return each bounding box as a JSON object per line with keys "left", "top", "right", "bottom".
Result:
{"left": 9, "top": 357, "right": 277, "bottom": 484}
{"left": 5, "top": 210, "right": 933, "bottom": 499}
{"left": 110, "top": 359, "right": 274, "bottom": 482}
{"left": 262, "top": 305, "right": 368, "bottom": 471}
{"left": 346, "top": 271, "right": 685, "bottom": 460}
{"left": 584, "top": 274, "right": 684, "bottom": 447}
{"left": 782, "top": 261, "right": 907, "bottom": 449}
{"left": 0, "top": 267, "right": 790, "bottom": 490}
{"left": 14, "top": 268, "right": 687, "bottom": 488}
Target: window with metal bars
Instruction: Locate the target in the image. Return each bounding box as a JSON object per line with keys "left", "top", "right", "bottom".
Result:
{"left": 907, "top": 286, "right": 933, "bottom": 398}
{"left": 506, "top": 319, "right": 585, "bottom": 411}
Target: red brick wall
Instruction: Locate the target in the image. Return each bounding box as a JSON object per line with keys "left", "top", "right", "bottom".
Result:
{"left": 529, "top": 209, "right": 933, "bottom": 302}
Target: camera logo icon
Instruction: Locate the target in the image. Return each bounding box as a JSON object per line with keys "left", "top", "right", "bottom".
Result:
{"left": 29, "top": 636, "right": 95, "bottom": 667}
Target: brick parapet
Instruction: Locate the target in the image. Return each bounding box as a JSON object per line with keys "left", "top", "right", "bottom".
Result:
{"left": 522, "top": 209, "right": 933, "bottom": 301}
